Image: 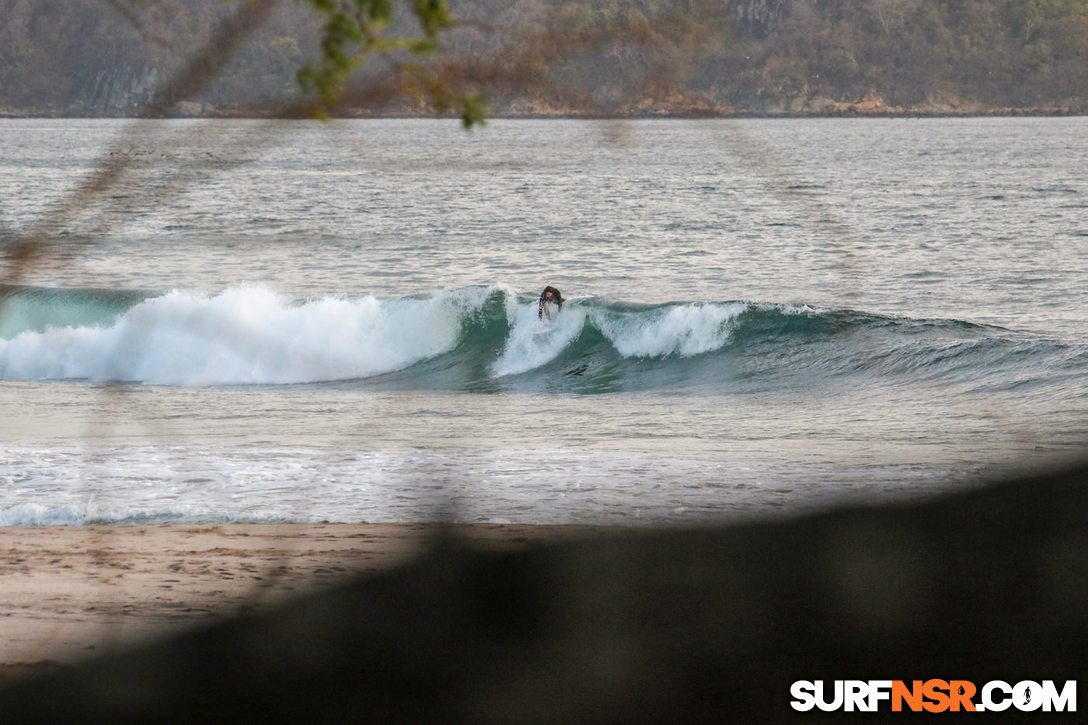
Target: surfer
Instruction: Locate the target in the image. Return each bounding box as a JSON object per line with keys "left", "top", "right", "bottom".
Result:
{"left": 538, "top": 286, "right": 564, "bottom": 320}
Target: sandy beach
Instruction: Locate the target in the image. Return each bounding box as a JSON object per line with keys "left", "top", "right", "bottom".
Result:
{"left": 0, "top": 522, "right": 584, "bottom": 681}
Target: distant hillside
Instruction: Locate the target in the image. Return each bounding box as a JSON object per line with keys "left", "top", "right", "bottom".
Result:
{"left": 0, "top": 0, "right": 321, "bottom": 115}
{"left": 1, "top": 0, "right": 1085, "bottom": 117}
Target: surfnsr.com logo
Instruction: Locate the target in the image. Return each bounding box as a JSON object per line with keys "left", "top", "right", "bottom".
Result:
{"left": 790, "top": 680, "right": 1077, "bottom": 713}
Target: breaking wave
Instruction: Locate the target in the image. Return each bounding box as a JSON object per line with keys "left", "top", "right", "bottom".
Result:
{"left": 0, "top": 284, "right": 1078, "bottom": 394}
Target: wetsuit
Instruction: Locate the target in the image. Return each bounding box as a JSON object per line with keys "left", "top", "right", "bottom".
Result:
{"left": 538, "top": 286, "right": 564, "bottom": 319}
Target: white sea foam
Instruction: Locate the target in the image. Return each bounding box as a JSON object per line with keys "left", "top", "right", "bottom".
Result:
{"left": 0, "top": 503, "right": 78, "bottom": 526}
{"left": 490, "top": 299, "right": 747, "bottom": 376}
{"left": 0, "top": 285, "right": 491, "bottom": 385}
{"left": 491, "top": 294, "right": 585, "bottom": 377}
{"left": 2, "top": 443, "right": 912, "bottom": 526}
{"left": 595, "top": 302, "right": 747, "bottom": 358}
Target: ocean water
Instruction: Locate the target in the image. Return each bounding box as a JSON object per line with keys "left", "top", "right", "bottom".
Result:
{"left": 0, "top": 117, "right": 1085, "bottom": 525}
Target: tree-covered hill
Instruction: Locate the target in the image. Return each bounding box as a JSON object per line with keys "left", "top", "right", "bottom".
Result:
{"left": 1, "top": 0, "right": 1085, "bottom": 117}
{"left": 0, "top": 0, "right": 321, "bottom": 114}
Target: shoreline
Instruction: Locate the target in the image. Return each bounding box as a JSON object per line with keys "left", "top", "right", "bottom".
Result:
{"left": 1, "top": 463, "right": 1084, "bottom": 718}
{"left": 2, "top": 108, "right": 1085, "bottom": 121}
{"left": 0, "top": 522, "right": 594, "bottom": 679}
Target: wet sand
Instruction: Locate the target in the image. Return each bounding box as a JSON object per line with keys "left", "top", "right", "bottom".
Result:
{"left": 0, "top": 522, "right": 582, "bottom": 678}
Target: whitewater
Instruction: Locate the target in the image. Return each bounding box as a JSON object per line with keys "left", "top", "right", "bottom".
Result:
{"left": 1, "top": 118, "right": 1085, "bottom": 525}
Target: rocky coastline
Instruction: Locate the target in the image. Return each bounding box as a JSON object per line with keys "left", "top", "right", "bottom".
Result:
{"left": 2, "top": 93, "right": 1085, "bottom": 121}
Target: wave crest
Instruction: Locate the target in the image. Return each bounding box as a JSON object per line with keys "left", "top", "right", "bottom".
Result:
{"left": 0, "top": 285, "right": 491, "bottom": 385}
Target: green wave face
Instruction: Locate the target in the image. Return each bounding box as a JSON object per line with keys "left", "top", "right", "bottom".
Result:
{"left": 0, "top": 284, "right": 159, "bottom": 339}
